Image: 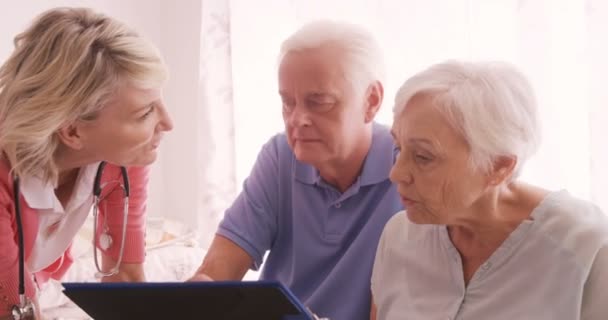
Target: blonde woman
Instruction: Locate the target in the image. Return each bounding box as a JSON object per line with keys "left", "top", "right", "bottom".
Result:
{"left": 0, "top": 7, "right": 173, "bottom": 318}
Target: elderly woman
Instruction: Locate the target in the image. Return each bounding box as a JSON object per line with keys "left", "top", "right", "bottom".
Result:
{"left": 0, "top": 7, "right": 172, "bottom": 319}
{"left": 371, "top": 60, "right": 607, "bottom": 320}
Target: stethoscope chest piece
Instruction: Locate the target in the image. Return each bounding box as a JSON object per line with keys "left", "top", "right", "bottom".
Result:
{"left": 99, "top": 232, "right": 113, "bottom": 251}
{"left": 11, "top": 298, "right": 35, "bottom": 320}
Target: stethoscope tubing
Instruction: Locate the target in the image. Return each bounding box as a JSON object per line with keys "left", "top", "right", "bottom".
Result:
{"left": 11, "top": 161, "right": 130, "bottom": 315}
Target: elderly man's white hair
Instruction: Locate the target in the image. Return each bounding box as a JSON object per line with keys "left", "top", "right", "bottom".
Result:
{"left": 394, "top": 60, "right": 541, "bottom": 179}
{"left": 279, "top": 20, "right": 385, "bottom": 92}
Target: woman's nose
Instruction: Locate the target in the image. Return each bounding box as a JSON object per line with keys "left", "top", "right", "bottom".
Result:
{"left": 390, "top": 153, "right": 413, "bottom": 185}
{"left": 158, "top": 105, "right": 174, "bottom": 131}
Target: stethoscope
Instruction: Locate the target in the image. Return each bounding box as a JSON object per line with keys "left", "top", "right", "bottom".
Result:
{"left": 11, "top": 161, "right": 130, "bottom": 319}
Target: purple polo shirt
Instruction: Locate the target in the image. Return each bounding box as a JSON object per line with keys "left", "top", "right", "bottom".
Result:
{"left": 217, "top": 123, "right": 402, "bottom": 320}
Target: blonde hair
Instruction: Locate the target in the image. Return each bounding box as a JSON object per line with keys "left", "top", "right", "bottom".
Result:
{"left": 0, "top": 7, "right": 167, "bottom": 183}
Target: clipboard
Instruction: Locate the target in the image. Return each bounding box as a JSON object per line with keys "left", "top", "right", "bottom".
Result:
{"left": 62, "top": 281, "right": 315, "bottom": 320}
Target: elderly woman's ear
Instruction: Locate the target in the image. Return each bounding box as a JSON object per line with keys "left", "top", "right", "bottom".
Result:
{"left": 488, "top": 156, "right": 517, "bottom": 186}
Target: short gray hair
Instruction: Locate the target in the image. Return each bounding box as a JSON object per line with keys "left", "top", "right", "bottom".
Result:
{"left": 394, "top": 60, "right": 540, "bottom": 178}
{"left": 279, "top": 20, "right": 385, "bottom": 92}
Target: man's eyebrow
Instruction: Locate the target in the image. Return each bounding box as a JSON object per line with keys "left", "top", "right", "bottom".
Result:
{"left": 307, "top": 92, "right": 337, "bottom": 99}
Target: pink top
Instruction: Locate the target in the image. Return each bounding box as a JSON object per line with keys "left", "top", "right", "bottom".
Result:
{"left": 0, "top": 159, "right": 148, "bottom": 315}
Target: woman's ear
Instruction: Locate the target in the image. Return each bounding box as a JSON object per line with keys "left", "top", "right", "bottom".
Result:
{"left": 488, "top": 155, "right": 517, "bottom": 186}
{"left": 364, "top": 81, "right": 384, "bottom": 123}
{"left": 56, "top": 124, "right": 85, "bottom": 150}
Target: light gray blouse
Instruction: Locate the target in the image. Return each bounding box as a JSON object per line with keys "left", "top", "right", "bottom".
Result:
{"left": 371, "top": 190, "right": 608, "bottom": 320}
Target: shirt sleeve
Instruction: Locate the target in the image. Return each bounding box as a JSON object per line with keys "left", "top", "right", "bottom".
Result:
{"left": 98, "top": 165, "right": 148, "bottom": 264}
{"left": 217, "top": 137, "right": 281, "bottom": 270}
{"left": 581, "top": 242, "right": 608, "bottom": 320}
{"left": 0, "top": 184, "right": 37, "bottom": 317}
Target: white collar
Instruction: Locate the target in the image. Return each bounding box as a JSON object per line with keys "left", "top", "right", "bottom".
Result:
{"left": 19, "top": 162, "right": 100, "bottom": 211}
{"left": 19, "top": 174, "right": 55, "bottom": 210}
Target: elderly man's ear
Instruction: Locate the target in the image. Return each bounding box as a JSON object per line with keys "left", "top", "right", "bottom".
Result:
{"left": 364, "top": 81, "right": 384, "bottom": 123}
{"left": 488, "top": 156, "right": 517, "bottom": 186}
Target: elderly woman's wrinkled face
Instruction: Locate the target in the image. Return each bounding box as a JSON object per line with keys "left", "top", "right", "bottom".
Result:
{"left": 390, "top": 93, "right": 488, "bottom": 225}
{"left": 278, "top": 46, "right": 369, "bottom": 168}
{"left": 77, "top": 84, "right": 173, "bottom": 167}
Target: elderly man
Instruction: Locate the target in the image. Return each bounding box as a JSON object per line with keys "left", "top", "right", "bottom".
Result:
{"left": 190, "top": 21, "right": 402, "bottom": 320}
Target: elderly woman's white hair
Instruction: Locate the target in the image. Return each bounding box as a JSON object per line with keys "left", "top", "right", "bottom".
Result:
{"left": 279, "top": 20, "right": 385, "bottom": 92}
{"left": 394, "top": 60, "right": 541, "bottom": 178}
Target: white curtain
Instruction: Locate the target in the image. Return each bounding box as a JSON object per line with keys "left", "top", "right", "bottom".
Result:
{"left": 588, "top": 0, "right": 608, "bottom": 213}
{"left": 195, "top": 0, "right": 237, "bottom": 246}
{"left": 219, "top": 0, "right": 607, "bottom": 215}
{"left": 154, "top": 0, "right": 238, "bottom": 247}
